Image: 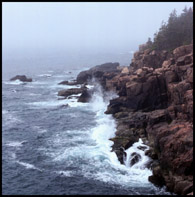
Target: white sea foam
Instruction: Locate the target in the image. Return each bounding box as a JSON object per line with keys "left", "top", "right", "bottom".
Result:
{"left": 37, "top": 74, "right": 52, "bottom": 77}
{"left": 54, "top": 75, "right": 68, "bottom": 78}
{"left": 16, "top": 161, "right": 42, "bottom": 171}
{"left": 33, "top": 126, "right": 47, "bottom": 133}
{"left": 7, "top": 152, "right": 17, "bottom": 160}
{"left": 3, "top": 80, "right": 25, "bottom": 85}
{"left": 6, "top": 141, "right": 27, "bottom": 147}
{"left": 53, "top": 84, "right": 81, "bottom": 89}
{"left": 28, "top": 99, "right": 68, "bottom": 108}
{"left": 31, "top": 81, "right": 49, "bottom": 85}
{"left": 2, "top": 111, "right": 22, "bottom": 126}
{"left": 86, "top": 84, "right": 94, "bottom": 89}
{"left": 124, "top": 138, "right": 150, "bottom": 169}
{"left": 2, "top": 110, "right": 8, "bottom": 115}
{"left": 29, "top": 93, "right": 41, "bottom": 96}
{"left": 78, "top": 83, "right": 154, "bottom": 187}
{"left": 55, "top": 170, "right": 73, "bottom": 177}
{"left": 27, "top": 96, "right": 85, "bottom": 108}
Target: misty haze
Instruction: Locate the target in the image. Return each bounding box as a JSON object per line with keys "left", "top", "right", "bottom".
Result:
{"left": 2, "top": 2, "right": 192, "bottom": 78}
{"left": 2, "top": 2, "right": 193, "bottom": 195}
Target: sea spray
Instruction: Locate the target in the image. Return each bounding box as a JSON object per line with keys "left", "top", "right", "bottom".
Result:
{"left": 124, "top": 138, "right": 151, "bottom": 170}
{"left": 87, "top": 82, "right": 166, "bottom": 190}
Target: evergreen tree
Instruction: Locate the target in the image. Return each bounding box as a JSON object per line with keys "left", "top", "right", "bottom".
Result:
{"left": 144, "top": 7, "right": 193, "bottom": 51}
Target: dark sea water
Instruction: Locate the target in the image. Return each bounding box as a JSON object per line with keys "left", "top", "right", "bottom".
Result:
{"left": 2, "top": 52, "right": 172, "bottom": 195}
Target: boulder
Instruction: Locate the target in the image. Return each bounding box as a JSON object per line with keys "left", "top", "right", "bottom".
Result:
{"left": 58, "top": 80, "right": 79, "bottom": 85}
{"left": 114, "top": 147, "right": 127, "bottom": 164}
{"left": 130, "top": 152, "right": 141, "bottom": 166}
{"left": 137, "top": 145, "right": 148, "bottom": 151}
{"left": 58, "top": 87, "right": 86, "bottom": 97}
{"left": 10, "top": 75, "right": 32, "bottom": 82}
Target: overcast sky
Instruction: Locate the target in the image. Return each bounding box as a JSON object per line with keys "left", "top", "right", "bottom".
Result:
{"left": 2, "top": 2, "right": 193, "bottom": 54}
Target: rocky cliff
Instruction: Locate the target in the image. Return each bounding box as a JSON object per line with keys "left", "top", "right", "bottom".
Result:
{"left": 103, "top": 44, "right": 193, "bottom": 195}
{"left": 64, "top": 44, "right": 193, "bottom": 195}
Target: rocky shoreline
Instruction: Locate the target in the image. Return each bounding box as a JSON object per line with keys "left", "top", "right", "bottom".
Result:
{"left": 60, "top": 43, "right": 193, "bottom": 195}
{"left": 12, "top": 44, "right": 192, "bottom": 195}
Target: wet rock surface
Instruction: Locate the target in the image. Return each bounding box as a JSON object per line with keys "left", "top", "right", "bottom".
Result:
{"left": 130, "top": 152, "right": 141, "bottom": 166}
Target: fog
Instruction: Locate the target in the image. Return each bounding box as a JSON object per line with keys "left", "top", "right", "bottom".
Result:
{"left": 3, "top": 2, "right": 193, "bottom": 55}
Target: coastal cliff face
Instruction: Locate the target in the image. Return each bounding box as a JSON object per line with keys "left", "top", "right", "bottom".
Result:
{"left": 63, "top": 43, "right": 193, "bottom": 195}
{"left": 73, "top": 43, "right": 193, "bottom": 195}
{"left": 103, "top": 44, "right": 193, "bottom": 195}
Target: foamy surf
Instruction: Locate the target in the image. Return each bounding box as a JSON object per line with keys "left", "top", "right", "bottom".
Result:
{"left": 32, "top": 126, "right": 48, "bottom": 134}
{"left": 6, "top": 141, "right": 27, "bottom": 147}
{"left": 27, "top": 95, "right": 88, "bottom": 109}
{"left": 3, "top": 80, "right": 25, "bottom": 85}
{"left": 39, "top": 82, "right": 155, "bottom": 189}
{"left": 37, "top": 74, "right": 52, "bottom": 77}
{"left": 124, "top": 138, "right": 151, "bottom": 169}
{"left": 16, "top": 161, "right": 42, "bottom": 172}
{"left": 55, "top": 170, "right": 73, "bottom": 177}
{"left": 2, "top": 112, "right": 22, "bottom": 127}
{"left": 75, "top": 84, "right": 157, "bottom": 188}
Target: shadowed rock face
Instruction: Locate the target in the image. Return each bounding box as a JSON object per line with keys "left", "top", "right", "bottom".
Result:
{"left": 77, "top": 88, "right": 94, "bottom": 103}
{"left": 10, "top": 75, "right": 32, "bottom": 82}
{"left": 95, "top": 44, "right": 193, "bottom": 195}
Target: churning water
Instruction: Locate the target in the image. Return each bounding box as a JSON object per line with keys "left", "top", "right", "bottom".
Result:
{"left": 2, "top": 59, "right": 171, "bottom": 195}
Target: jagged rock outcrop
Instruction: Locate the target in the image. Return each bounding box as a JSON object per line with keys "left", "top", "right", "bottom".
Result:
{"left": 10, "top": 75, "right": 32, "bottom": 82}
{"left": 101, "top": 44, "right": 193, "bottom": 195}
{"left": 77, "top": 88, "right": 94, "bottom": 103}
{"left": 58, "top": 85, "right": 94, "bottom": 103}
{"left": 130, "top": 49, "right": 170, "bottom": 70}
{"left": 58, "top": 87, "right": 86, "bottom": 98}
{"left": 76, "top": 62, "right": 120, "bottom": 84}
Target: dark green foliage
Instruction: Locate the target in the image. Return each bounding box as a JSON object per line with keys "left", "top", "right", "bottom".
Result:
{"left": 146, "top": 7, "right": 193, "bottom": 51}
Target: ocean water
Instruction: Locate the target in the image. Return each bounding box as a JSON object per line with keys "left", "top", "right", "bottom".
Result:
{"left": 2, "top": 54, "right": 172, "bottom": 195}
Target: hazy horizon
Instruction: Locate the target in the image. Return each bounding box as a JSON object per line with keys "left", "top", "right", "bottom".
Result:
{"left": 3, "top": 2, "right": 193, "bottom": 56}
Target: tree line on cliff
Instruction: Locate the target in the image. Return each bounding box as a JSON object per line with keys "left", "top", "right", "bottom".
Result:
{"left": 140, "top": 6, "right": 193, "bottom": 52}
